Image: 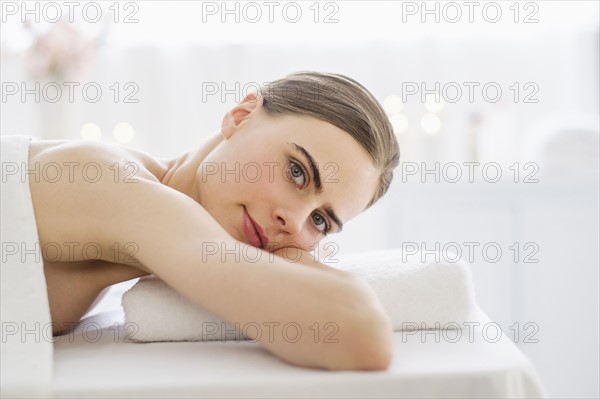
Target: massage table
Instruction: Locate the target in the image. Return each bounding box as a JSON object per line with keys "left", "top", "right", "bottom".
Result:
{"left": 51, "top": 280, "right": 546, "bottom": 398}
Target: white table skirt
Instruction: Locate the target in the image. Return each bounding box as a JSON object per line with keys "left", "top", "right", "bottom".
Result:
{"left": 52, "top": 281, "right": 547, "bottom": 398}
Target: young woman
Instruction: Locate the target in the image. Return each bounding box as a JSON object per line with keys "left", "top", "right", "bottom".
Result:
{"left": 25, "top": 71, "right": 400, "bottom": 371}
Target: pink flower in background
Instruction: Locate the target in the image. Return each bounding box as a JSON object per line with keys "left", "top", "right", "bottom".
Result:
{"left": 22, "top": 18, "right": 104, "bottom": 81}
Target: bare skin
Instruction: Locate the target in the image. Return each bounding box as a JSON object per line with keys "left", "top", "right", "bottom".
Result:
{"left": 33, "top": 132, "right": 233, "bottom": 332}
{"left": 28, "top": 93, "right": 394, "bottom": 371}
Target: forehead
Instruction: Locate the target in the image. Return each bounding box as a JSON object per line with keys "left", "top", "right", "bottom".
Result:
{"left": 264, "top": 114, "right": 380, "bottom": 221}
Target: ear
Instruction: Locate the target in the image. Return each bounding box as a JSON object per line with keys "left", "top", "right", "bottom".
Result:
{"left": 221, "top": 92, "right": 263, "bottom": 140}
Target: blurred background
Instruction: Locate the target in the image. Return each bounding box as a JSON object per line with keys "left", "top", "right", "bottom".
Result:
{"left": 1, "top": 1, "right": 598, "bottom": 397}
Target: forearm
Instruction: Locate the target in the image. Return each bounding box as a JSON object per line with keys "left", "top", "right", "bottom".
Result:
{"left": 152, "top": 239, "right": 390, "bottom": 370}
{"left": 272, "top": 246, "right": 393, "bottom": 363}
{"left": 100, "top": 180, "right": 392, "bottom": 370}
{"left": 271, "top": 246, "right": 353, "bottom": 279}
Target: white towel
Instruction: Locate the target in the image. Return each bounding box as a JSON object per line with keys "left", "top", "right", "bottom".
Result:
{"left": 122, "top": 249, "right": 476, "bottom": 342}
{"left": 1, "top": 135, "right": 54, "bottom": 397}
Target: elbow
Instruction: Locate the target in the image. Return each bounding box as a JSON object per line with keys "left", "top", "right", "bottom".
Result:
{"left": 353, "top": 315, "right": 394, "bottom": 371}
{"left": 348, "top": 277, "right": 394, "bottom": 371}
{"left": 361, "top": 343, "right": 393, "bottom": 371}
{"left": 296, "top": 273, "right": 394, "bottom": 372}
{"left": 325, "top": 315, "right": 393, "bottom": 371}
{"left": 325, "top": 286, "right": 394, "bottom": 371}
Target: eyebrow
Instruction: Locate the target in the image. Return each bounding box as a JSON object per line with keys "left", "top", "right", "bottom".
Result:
{"left": 288, "top": 142, "right": 344, "bottom": 232}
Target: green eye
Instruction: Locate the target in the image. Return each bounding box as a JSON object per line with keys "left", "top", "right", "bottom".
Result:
{"left": 312, "top": 213, "right": 330, "bottom": 234}
{"left": 288, "top": 160, "right": 306, "bottom": 187}
{"left": 290, "top": 163, "right": 302, "bottom": 178}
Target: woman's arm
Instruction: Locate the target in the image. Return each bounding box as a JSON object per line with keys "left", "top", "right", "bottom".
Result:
{"left": 102, "top": 180, "right": 392, "bottom": 371}
{"left": 33, "top": 144, "right": 392, "bottom": 371}
{"left": 271, "top": 246, "right": 355, "bottom": 277}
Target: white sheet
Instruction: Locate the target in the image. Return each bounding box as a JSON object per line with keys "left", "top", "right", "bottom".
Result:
{"left": 1, "top": 135, "right": 54, "bottom": 398}
{"left": 52, "top": 280, "right": 547, "bottom": 398}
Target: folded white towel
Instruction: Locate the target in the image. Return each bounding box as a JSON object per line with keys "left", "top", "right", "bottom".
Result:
{"left": 122, "top": 249, "right": 476, "bottom": 342}
{"left": 1, "top": 135, "right": 54, "bottom": 397}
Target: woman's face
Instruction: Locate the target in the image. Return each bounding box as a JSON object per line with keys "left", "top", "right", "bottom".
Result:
{"left": 196, "top": 94, "right": 379, "bottom": 252}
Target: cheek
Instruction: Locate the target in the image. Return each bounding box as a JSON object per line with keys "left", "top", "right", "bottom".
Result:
{"left": 233, "top": 150, "right": 288, "bottom": 186}
{"left": 248, "top": 177, "right": 285, "bottom": 203}
{"left": 208, "top": 160, "right": 288, "bottom": 203}
{"left": 242, "top": 179, "right": 273, "bottom": 198}
{"left": 248, "top": 163, "right": 291, "bottom": 197}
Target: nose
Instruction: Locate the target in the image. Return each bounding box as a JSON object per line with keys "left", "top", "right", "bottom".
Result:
{"left": 273, "top": 205, "right": 311, "bottom": 237}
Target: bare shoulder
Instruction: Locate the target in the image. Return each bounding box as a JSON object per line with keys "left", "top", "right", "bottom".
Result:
{"left": 27, "top": 137, "right": 231, "bottom": 265}
{"left": 27, "top": 139, "right": 176, "bottom": 264}
{"left": 28, "top": 139, "right": 168, "bottom": 183}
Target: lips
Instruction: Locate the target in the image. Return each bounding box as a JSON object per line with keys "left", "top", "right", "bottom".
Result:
{"left": 242, "top": 207, "right": 268, "bottom": 249}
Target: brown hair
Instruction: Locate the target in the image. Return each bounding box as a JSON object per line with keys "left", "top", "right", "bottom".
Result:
{"left": 259, "top": 71, "right": 400, "bottom": 208}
